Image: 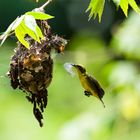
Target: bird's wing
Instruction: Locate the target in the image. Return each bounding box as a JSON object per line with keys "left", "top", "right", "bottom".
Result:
{"left": 86, "top": 75, "right": 105, "bottom": 99}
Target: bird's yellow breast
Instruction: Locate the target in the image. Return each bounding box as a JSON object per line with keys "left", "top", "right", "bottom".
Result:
{"left": 79, "top": 74, "right": 98, "bottom": 98}
{"left": 80, "top": 75, "right": 89, "bottom": 90}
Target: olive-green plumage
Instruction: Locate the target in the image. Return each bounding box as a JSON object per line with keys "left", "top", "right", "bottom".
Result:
{"left": 72, "top": 64, "right": 105, "bottom": 107}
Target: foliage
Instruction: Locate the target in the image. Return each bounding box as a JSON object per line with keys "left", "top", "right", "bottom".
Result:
{"left": 86, "top": 0, "right": 105, "bottom": 22}
{"left": 87, "top": 0, "right": 140, "bottom": 21}
{"left": 0, "top": 0, "right": 140, "bottom": 48}
{"left": 0, "top": 11, "right": 54, "bottom": 48}
{"left": 118, "top": 0, "right": 140, "bottom": 16}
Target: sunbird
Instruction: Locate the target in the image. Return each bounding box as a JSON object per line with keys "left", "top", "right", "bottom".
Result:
{"left": 72, "top": 64, "right": 105, "bottom": 107}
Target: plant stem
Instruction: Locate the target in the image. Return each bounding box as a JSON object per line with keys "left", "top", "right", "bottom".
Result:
{"left": 40, "top": 0, "right": 52, "bottom": 10}
{"left": 35, "top": 0, "right": 52, "bottom": 12}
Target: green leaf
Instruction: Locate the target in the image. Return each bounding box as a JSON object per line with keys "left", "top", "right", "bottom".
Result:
{"left": 114, "top": 0, "right": 140, "bottom": 16}
{"left": 86, "top": 0, "right": 105, "bottom": 22}
{"left": 129, "top": 0, "right": 140, "bottom": 14}
{"left": 120, "top": 0, "right": 129, "bottom": 16}
{"left": 15, "top": 25, "right": 29, "bottom": 49}
{"left": 23, "top": 15, "right": 44, "bottom": 43}
{"left": 15, "top": 19, "right": 43, "bottom": 48}
{"left": 25, "top": 11, "right": 54, "bottom": 20}
{"left": 15, "top": 15, "right": 44, "bottom": 47}
{"left": 21, "top": 21, "right": 40, "bottom": 43}
{"left": 86, "top": 0, "right": 140, "bottom": 22}
{"left": 0, "top": 10, "right": 54, "bottom": 48}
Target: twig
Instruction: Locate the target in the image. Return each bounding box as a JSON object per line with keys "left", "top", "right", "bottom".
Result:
{"left": 39, "top": 0, "right": 52, "bottom": 10}
{"left": 34, "top": 0, "right": 53, "bottom": 12}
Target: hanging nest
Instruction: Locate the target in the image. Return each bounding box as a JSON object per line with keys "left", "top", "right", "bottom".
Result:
{"left": 8, "top": 20, "right": 67, "bottom": 127}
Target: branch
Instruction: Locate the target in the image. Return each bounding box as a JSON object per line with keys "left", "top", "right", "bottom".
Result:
{"left": 39, "top": 0, "right": 52, "bottom": 10}
{"left": 34, "top": 0, "right": 53, "bottom": 12}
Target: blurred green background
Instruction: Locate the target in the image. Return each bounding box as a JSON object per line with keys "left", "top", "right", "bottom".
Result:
{"left": 0, "top": 0, "right": 140, "bottom": 140}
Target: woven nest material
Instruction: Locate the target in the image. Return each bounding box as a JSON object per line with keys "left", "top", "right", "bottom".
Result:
{"left": 8, "top": 20, "right": 67, "bottom": 127}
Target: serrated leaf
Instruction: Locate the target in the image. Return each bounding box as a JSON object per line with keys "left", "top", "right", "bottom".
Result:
{"left": 25, "top": 11, "right": 54, "bottom": 20}
{"left": 23, "top": 15, "right": 44, "bottom": 43}
{"left": 15, "top": 20, "right": 44, "bottom": 47}
{"left": 0, "top": 10, "right": 51, "bottom": 48}
{"left": 15, "top": 25, "right": 29, "bottom": 49}
{"left": 120, "top": 0, "right": 129, "bottom": 16}
{"left": 115, "top": 0, "right": 140, "bottom": 16}
{"left": 21, "top": 21, "right": 41, "bottom": 43}
{"left": 86, "top": 0, "right": 105, "bottom": 22}
{"left": 14, "top": 15, "right": 45, "bottom": 47}
{"left": 129, "top": 0, "right": 140, "bottom": 14}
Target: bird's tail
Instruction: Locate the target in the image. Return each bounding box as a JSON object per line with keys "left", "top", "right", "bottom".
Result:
{"left": 100, "top": 98, "right": 105, "bottom": 108}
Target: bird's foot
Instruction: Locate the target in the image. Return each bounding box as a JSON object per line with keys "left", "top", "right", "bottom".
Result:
{"left": 84, "top": 91, "right": 92, "bottom": 97}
